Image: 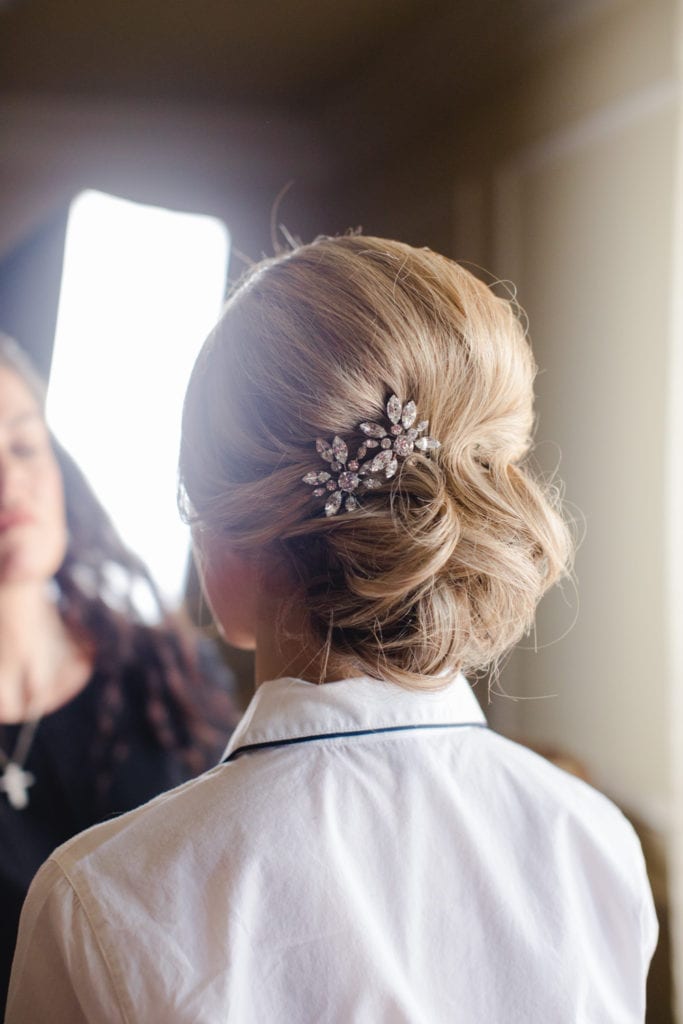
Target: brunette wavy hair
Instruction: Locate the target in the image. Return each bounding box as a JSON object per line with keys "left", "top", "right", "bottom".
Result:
{"left": 180, "top": 235, "right": 573, "bottom": 689}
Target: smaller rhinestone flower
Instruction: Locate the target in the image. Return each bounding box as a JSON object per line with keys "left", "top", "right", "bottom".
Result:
{"left": 302, "top": 395, "right": 441, "bottom": 516}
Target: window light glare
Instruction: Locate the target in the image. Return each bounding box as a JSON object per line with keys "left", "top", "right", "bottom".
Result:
{"left": 47, "top": 190, "right": 229, "bottom": 611}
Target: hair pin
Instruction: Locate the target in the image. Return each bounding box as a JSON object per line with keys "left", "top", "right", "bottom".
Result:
{"left": 302, "top": 395, "right": 441, "bottom": 516}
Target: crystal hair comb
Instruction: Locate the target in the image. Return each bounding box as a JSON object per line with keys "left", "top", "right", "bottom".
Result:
{"left": 302, "top": 395, "right": 441, "bottom": 516}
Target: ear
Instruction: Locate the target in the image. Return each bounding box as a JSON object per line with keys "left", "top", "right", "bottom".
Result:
{"left": 192, "top": 530, "right": 259, "bottom": 650}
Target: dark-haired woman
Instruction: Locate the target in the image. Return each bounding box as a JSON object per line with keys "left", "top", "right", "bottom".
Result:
{"left": 0, "top": 335, "right": 238, "bottom": 1012}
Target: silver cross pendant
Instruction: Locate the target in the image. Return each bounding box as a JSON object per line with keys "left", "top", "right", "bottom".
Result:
{"left": 1, "top": 762, "right": 36, "bottom": 810}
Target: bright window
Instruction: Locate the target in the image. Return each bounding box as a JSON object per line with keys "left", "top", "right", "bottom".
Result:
{"left": 47, "top": 190, "right": 229, "bottom": 610}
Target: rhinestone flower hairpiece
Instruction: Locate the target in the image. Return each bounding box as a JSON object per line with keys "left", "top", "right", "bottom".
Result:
{"left": 302, "top": 395, "right": 441, "bottom": 517}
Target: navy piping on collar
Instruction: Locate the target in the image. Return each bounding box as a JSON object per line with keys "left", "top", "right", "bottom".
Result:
{"left": 222, "top": 721, "right": 488, "bottom": 763}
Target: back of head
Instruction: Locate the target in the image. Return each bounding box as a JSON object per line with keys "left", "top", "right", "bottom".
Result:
{"left": 181, "top": 235, "right": 571, "bottom": 687}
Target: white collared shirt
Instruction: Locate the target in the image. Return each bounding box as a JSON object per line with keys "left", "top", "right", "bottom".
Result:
{"left": 7, "top": 674, "right": 656, "bottom": 1023}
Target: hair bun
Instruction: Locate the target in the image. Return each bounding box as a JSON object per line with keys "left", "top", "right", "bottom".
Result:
{"left": 180, "top": 235, "right": 572, "bottom": 688}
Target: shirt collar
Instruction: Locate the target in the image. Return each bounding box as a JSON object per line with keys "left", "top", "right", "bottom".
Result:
{"left": 223, "top": 672, "right": 486, "bottom": 761}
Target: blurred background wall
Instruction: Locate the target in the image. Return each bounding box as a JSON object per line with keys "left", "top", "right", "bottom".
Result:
{"left": 1, "top": 0, "right": 681, "bottom": 1017}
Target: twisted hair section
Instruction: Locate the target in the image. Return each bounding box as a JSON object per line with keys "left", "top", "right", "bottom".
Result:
{"left": 180, "top": 235, "right": 572, "bottom": 688}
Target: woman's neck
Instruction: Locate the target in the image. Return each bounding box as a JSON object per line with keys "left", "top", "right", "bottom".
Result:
{"left": 0, "top": 584, "right": 92, "bottom": 723}
{"left": 253, "top": 594, "right": 358, "bottom": 690}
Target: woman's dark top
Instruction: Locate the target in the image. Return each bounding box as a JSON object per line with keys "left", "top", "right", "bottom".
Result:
{"left": 0, "top": 645, "right": 237, "bottom": 1013}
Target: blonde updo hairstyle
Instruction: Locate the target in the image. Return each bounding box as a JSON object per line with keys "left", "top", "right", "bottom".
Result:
{"left": 180, "top": 235, "right": 571, "bottom": 688}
